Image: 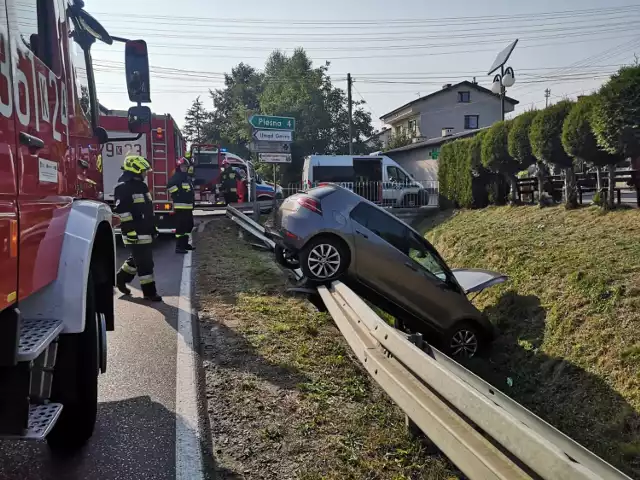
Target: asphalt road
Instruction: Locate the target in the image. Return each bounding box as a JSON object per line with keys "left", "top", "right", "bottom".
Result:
{"left": 0, "top": 237, "right": 192, "bottom": 480}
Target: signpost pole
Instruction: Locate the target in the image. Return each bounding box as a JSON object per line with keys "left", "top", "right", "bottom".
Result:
{"left": 252, "top": 152, "right": 259, "bottom": 222}
{"left": 272, "top": 163, "right": 277, "bottom": 213}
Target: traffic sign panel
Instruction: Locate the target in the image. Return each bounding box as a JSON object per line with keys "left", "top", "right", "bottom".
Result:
{"left": 259, "top": 153, "right": 292, "bottom": 164}
{"left": 248, "top": 141, "right": 291, "bottom": 153}
{"left": 253, "top": 130, "right": 293, "bottom": 142}
{"left": 249, "top": 115, "right": 295, "bottom": 131}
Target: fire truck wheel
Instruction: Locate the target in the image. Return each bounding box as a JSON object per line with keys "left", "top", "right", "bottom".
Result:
{"left": 47, "top": 271, "right": 99, "bottom": 453}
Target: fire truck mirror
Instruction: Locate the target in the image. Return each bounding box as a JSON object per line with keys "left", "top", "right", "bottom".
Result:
{"left": 125, "top": 40, "right": 151, "bottom": 103}
{"left": 127, "top": 106, "right": 152, "bottom": 134}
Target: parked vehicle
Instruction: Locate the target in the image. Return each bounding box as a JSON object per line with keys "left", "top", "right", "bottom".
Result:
{"left": 100, "top": 110, "right": 186, "bottom": 233}
{"left": 302, "top": 155, "right": 432, "bottom": 207}
{"left": 267, "top": 184, "right": 506, "bottom": 357}
{"left": 190, "top": 145, "right": 282, "bottom": 203}
{"left": 0, "top": 0, "right": 152, "bottom": 450}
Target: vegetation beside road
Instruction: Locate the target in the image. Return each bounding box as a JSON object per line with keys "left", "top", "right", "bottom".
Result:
{"left": 425, "top": 206, "right": 640, "bottom": 478}
{"left": 195, "top": 219, "right": 459, "bottom": 480}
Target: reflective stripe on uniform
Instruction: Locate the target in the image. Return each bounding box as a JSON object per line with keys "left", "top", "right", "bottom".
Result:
{"left": 145, "top": 192, "right": 152, "bottom": 201}
{"left": 119, "top": 212, "right": 133, "bottom": 222}
{"left": 126, "top": 231, "right": 138, "bottom": 238}
{"left": 132, "top": 193, "right": 145, "bottom": 203}
{"left": 168, "top": 185, "right": 179, "bottom": 193}
{"left": 229, "top": 188, "right": 237, "bottom": 192}
{"left": 137, "top": 235, "right": 153, "bottom": 244}
{"left": 181, "top": 183, "right": 192, "bottom": 191}
{"left": 120, "top": 262, "right": 137, "bottom": 275}
{"left": 175, "top": 233, "right": 187, "bottom": 238}
{"left": 174, "top": 203, "right": 193, "bottom": 209}
{"left": 139, "top": 274, "right": 155, "bottom": 285}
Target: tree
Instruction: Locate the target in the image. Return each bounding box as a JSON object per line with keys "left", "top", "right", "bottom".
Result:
{"left": 481, "top": 120, "right": 520, "bottom": 203}
{"left": 562, "top": 96, "right": 619, "bottom": 206}
{"left": 530, "top": 101, "right": 578, "bottom": 208}
{"left": 183, "top": 97, "right": 210, "bottom": 145}
{"left": 508, "top": 110, "right": 539, "bottom": 196}
{"left": 591, "top": 66, "right": 640, "bottom": 207}
{"left": 385, "top": 131, "right": 413, "bottom": 150}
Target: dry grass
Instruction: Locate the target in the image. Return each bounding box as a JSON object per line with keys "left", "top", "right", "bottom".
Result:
{"left": 195, "top": 219, "right": 459, "bottom": 480}
{"left": 426, "top": 205, "right": 640, "bottom": 478}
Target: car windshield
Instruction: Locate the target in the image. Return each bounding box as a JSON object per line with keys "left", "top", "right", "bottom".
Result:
{"left": 407, "top": 233, "right": 448, "bottom": 281}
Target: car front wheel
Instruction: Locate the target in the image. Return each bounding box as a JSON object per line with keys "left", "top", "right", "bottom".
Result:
{"left": 300, "top": 236, "right": 349, "bottom": 283}
{"left": 443, "top": 321, "right": 487, "bottom": 358}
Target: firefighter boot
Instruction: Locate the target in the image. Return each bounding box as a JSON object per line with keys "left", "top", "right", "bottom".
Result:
{"left": 116, "top": 268, "right": 134, "bottom": 295}
{"left": 141, "top": 282, "right": 163, "bottom": 302}
{"left": 175, "top": 235, "right": 188, "bottom": 254}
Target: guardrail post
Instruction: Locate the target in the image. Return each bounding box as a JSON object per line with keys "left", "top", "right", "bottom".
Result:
{"left": 405, "top": 333, "right": 424, "bottom": 439}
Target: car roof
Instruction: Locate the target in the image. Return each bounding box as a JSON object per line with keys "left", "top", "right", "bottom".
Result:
{"left": 308, "top": 183, "right": 421, "bottom": 236}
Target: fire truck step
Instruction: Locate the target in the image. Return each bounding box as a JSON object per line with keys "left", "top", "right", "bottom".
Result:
{"left": 18, "top": 319, "right": 64, "bottom": 362}
{"left": 25, "top": 403, "right": 63, "bottom": 440}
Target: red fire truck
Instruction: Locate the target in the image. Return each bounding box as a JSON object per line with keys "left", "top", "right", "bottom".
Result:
{"left": 0, "top": 0, "right": 153, "bottom": 451}
{"left": 100, "top": 110, "right": 185, "bottom": 233}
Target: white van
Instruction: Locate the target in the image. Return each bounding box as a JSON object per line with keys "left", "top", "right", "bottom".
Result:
{"left": 302, "top": 155, "right": 432, "bottom": 207}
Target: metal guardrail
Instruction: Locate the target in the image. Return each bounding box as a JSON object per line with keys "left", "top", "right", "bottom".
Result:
{"left": 223, "top": 206, "right": 632, "bottom": 480}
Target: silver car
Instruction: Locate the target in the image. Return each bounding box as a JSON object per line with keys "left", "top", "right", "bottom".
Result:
{"left": 267, "top": 184, "right": 507, "bottom": 357}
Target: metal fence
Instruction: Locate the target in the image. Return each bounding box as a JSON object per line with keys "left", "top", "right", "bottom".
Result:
{"left": 281, "top": 180, "right": 439, "bottom": 208}
{"left": 225, "top": 205, "right": 632, "bottom": 480}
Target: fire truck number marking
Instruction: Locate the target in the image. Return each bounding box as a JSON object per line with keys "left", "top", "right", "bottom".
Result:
{"left": 105, "top": 143, "right": 142, "bottom": 157}
{"left": 0, "top": 27, "right": 67, "bottom": 139}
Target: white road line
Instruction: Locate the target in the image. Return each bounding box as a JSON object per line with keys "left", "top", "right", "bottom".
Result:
{"left": 175, "top": 249, "right": 205, "bottom": 480}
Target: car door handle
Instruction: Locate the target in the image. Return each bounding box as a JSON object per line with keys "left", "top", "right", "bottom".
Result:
{"left": 355, "top": 230, "right": 368, "bottom": 239}
{"left": 19, "top": 132, "right": 44, "bottom": 150}
{"left": 404, "top": 262, "right": 418, "bottom": 271}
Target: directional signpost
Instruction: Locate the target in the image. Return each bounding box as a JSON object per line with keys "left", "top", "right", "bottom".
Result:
{"left": 248, "top": 141, "right": 291, "bottom": 154}
{"left": 259, "top": 153, "right": 292, "bottom": 164}
{"left": 253, "top": 130, "right": 293, "bottom": 142}
{"left": 248, "top": 114, "right": 296, "bottom": 219}
{"left": 249, "top": 115, "right": 295, "bottom": 131}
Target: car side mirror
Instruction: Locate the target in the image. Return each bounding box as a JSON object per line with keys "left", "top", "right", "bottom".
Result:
{"left": 125, "top": 40, "right": 151, "bottom": 103}
{"left": 127, "top": 106, "right": 152, "bottom": 134}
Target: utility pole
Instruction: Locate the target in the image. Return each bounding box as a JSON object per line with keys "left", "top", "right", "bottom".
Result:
{"left": 544, "top": 88, "right": 551, "bottom": 108}
{"left": 347, "top": 73, "right": 353, "bottom": 155}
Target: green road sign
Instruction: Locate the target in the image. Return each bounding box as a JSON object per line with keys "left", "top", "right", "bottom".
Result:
{"left": 249, "top": 115, "right": 295, "bottom": 131}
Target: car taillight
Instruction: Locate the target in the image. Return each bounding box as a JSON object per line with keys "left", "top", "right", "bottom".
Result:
{"left": 154, "top": 203, "right": 172, "bottom": 211}
{"left": 296, "top": 196, "right": 322, "bottom": 215}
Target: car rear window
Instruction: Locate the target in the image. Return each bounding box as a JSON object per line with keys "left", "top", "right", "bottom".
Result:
{"left": 307, "top": 185, "right": 338, "bottom": 199}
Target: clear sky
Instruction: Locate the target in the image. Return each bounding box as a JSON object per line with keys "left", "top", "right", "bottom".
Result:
{"left": 88, "top": 0, "right": 640, "bottom": 131}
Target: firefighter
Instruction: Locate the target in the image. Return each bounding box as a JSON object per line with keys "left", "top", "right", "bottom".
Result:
{"left": 220, "top": 158, "right": 238, "bottom": 205}
{"left": 114, "top": 155, "right": 162, "bottom": 302}
{"left": 168, "top": 156, "right": 196, "bottom": 254}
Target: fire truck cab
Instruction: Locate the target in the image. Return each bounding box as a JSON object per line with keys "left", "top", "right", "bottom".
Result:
{"left": 0, "top": 0, "right": 152, "bottom": 452}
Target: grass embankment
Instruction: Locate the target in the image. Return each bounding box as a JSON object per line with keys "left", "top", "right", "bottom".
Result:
{"left": 425, "top": 206, "right": 640, "bottom": 477}
{"left": 195, "top": 219, "right": 458, "bottom": 480}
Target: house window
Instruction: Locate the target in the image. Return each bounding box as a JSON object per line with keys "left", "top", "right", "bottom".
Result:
{"left": 408, "top": 119, "right": 417, "bottom": 135}
{"left": 458, "top": 91, "right": 470, "bottom": 103}
{"left": 464, "top": 115, "right": 479, "bottom": 129}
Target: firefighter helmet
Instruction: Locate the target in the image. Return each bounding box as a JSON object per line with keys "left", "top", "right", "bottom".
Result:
{"left": 122, "top": 155, "right": 152, "bottom": 175}
{"left": 221, "top": 158, "right": 230, "bottom": 167}
{"left": 184, "top": 151, "right": 192, "bottom": 159}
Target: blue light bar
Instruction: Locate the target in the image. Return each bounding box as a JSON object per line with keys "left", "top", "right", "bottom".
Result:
{"left": 220, "top": 148, "right": 227, "bottom": 152}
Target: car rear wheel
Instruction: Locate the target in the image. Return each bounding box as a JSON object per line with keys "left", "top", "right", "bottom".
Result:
{"left": 300, "top": 236, "right": 349, "bottom": 283}
{"left": 274, "top": 245, "right": 300, "bottom": 269}
{"left": 443, "top": 321, "right": 486, "bottom": 358}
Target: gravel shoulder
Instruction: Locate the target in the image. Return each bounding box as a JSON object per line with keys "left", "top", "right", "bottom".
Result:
{"left": 194, "top": 218, "right": 459, "bottom": 480}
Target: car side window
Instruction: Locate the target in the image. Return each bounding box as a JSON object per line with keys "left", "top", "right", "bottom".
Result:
{"left": 408, "top": 233, "right": 448, "bottom": 281}
{"left": 350, "top": 203, "right": 408, "bottom": 253}
{"left": 387, "top": 166, "right": 399, "bottom": 182}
